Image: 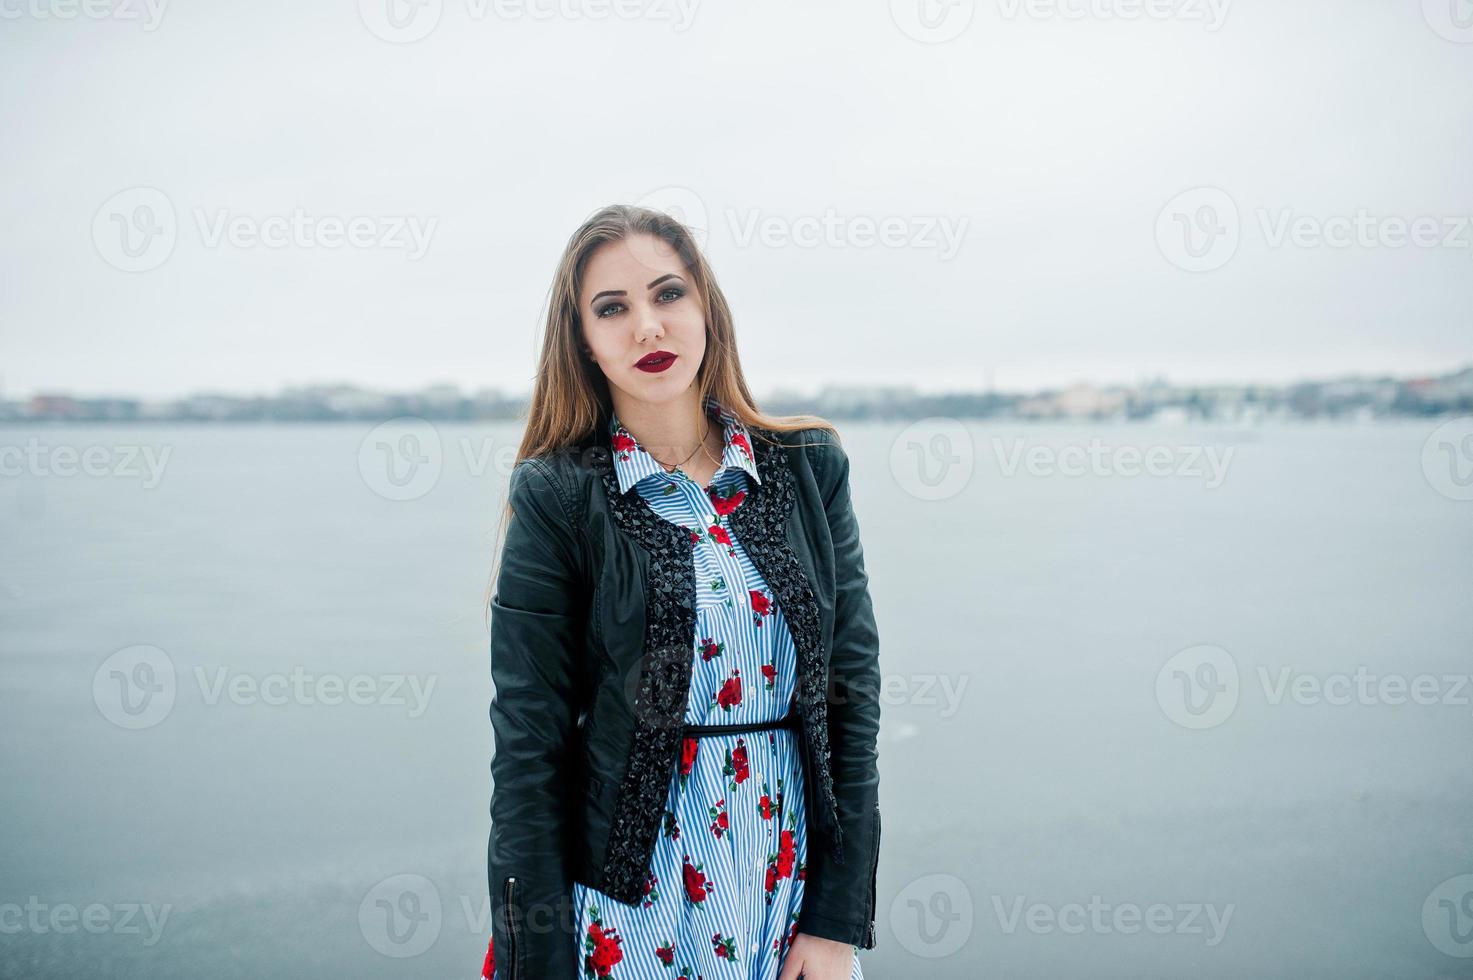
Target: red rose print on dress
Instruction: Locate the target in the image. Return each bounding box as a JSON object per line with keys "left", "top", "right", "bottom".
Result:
{"left": 757, "top": 777, "right": 783, "bottom": 821}
{"left": 682, "top": 856, "right": 712, "bottom": 906}
{"left": 776, "top": 829, "right": 796, "bottom": 878}
{"left": 763, "top": 815, "right": 803, "bottom": 905}
{"left": 612, "top": 430, "right": 637, "bottom": 461}
{"left": 707, "top": 522, "right": 735, "bottom": 557}
{"left": 707, "top": 484, "right": 746, "bottom": 516}
{"left": 697, "top": 638, "right": 723, "bottom": 662}
{"left": 714, "top": 669, "right": 742, "bottom": 712}
{"left": 711, "top": 932, "right": 737, "bottom": 962}
{"left": 761, "top": 662, "right": 776, "bottom": 691}
{"left": 655, "top": 942, "right": 674, "bottom": 966}
{"left": 749, "top": 589, "right": 772, "bottom": 626}
{"left": 708, "top": 797, "right": 729, "bottom": 839}
{"left": 679, "top": 738, "right": 699, "bottom": 786}
{"left": 582, "top": 905, "right": 624, "bottom": 978}
{"left": 721, "top": 738, "right": 752, "bottom": 793}
{"left": 729, "top": 430, "right": 753, "bottom": 461}
{"left": 663, "top": 809, "right": 680, "bottom": 840}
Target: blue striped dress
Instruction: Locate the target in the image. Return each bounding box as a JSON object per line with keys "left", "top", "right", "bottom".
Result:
{"left": 570, "top": 397, "right": 863, "bottom": 980}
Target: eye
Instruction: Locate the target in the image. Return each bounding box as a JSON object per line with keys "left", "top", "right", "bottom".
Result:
{"left": 656, "top": 286, "right": 685, "bottom": 303}
{"left": 594, "top": 302, "right": 625, "bottom": 319}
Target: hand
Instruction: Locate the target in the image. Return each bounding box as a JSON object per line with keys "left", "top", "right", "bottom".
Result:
{"left": 776, "top": 931, "right": 855, "bottom": 980}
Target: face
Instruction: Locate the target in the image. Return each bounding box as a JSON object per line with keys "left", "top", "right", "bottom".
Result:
{"left": 578, "top": 233, "right": 706, "bottom": 409}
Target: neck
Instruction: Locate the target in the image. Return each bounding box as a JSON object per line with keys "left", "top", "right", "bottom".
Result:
{"left": 613, "top": 389, "right": 715, "bottom": 466}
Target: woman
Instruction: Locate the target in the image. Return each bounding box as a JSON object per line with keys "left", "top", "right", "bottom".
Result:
{"left": 483, "top": 204, "right": 882, "bottom": 980}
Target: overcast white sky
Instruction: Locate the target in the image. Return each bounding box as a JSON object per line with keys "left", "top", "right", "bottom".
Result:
{"left": 2, "top": 0, "right": 1470, "bottom": 400}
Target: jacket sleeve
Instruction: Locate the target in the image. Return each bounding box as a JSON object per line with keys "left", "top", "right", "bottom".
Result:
{"left": 488, "top": 458, "right": 581, "bottom": 979}
{"left": 797, "top": 432, "right": 883, "bottom": 949}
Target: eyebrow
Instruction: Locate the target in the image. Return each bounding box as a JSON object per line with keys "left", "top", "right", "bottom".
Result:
{"left": 589, "top": 273, "right": 684, "bottom": 308}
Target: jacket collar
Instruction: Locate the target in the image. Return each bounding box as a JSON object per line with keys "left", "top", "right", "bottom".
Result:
{"left": 607, "top": 394, "right": 760, "bottom": 495}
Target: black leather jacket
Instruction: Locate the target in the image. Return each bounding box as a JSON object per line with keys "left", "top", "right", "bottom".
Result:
{"left": 487, "top": 419, "right": 882, "bottom": 979}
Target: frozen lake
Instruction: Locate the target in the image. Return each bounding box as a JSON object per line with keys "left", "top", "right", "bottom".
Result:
{"left": 2, "top": 419, "right": 1470, "bottom": 978}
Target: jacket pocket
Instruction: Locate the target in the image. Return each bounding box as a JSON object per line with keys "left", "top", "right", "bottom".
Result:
{"left": 500, "top": 876, "right": 522, "bottom": 980}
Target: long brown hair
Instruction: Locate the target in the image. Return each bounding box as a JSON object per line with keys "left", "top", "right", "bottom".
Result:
{"left": 483, "top": 204, "right": 839, "bottom": 618}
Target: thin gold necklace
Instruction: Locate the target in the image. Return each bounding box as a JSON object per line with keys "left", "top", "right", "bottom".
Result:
{"left": 651, "top": 417, "right": 722, "bottom": 475}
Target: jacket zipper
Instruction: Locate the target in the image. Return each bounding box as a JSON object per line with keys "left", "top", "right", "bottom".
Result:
{"left": 502, "top": 876, "right": 521, "bottom": 980}
{"left": 864, "top": 803, "right": 881, "bottom": 947}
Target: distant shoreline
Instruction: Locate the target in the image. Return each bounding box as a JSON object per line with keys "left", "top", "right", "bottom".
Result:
{"left": 5, "top": 365, "right": 1471, "bottom": 424}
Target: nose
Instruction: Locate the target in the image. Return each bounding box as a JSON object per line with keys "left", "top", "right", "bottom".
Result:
{"left": 632, "top": 301, "right": 664, "bottom": 343}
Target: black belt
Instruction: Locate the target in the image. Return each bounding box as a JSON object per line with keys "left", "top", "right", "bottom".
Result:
{"left": 682, "top": 713, "right": 799, "bottom": 738}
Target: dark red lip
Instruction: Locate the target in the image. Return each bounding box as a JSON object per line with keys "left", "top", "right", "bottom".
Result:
{"left": 635, "top": 350, "right": 677, "bottom": 373}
